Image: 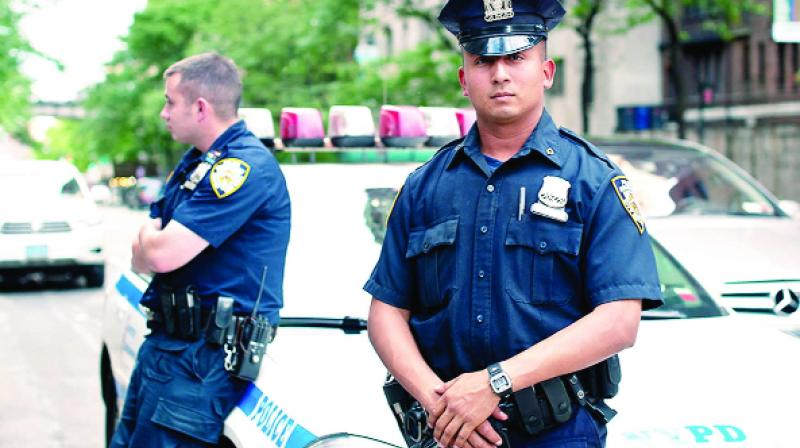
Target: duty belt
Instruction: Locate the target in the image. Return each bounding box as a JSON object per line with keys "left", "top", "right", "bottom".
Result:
{"left": 146, "top": 297, "right": 276, "bottom": 345}
{"left": 501, "top": 373, "right": 617, "bottom": 439}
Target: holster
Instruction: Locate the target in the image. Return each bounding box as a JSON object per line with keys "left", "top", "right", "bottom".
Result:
{"left": 153, "top": 286, "right": 200, "bottom": 340}
{"left": 205, "top": 296, "right": 235, "bottom": 345}
{"left": 382, "top": 374, "right": 510, "bottom": 448}
{"left": 578, "top": 354, "right": 621, "bottom": 399}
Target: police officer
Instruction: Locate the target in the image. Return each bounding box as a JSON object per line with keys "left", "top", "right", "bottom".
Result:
{"left": 111, "top": 53, "right": 291, "bottom": 447}
{"left": 365, "top": 1, "right": 662, "bottom": 447}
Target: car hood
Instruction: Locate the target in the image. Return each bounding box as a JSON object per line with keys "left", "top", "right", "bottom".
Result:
{"left": 647, "top": 216, "right": 800, "bottom": 288}
{"left": 1, "top": 195, "right": 98, "bottom": 223}
{"left": 608, "top": 315, "right": 800, "bottom": 447}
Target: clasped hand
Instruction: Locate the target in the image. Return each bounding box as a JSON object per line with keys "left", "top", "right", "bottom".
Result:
{"left": 427, "top": 370, "right": 508, "bottom": 448}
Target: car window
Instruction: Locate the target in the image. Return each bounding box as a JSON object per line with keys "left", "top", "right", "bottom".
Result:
{"left": 60, "top": 178, "right": 84, "bottom": 198}
{"left": 0, "top": 173, "right": 84, "bottom": 200}
{"left": 603, "top": 144, "right": 777, "bottom": 218}
{"left": 645, "top": 239, "right": 727, "bottom": 319}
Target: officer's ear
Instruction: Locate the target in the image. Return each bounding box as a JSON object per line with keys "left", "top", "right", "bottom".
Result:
{"left": 458, "top": 66, "right": 468, "bottom": 97}
{"left": 542, "top": 58, "right": 556, "bottom": 90}
{"left": 195, "top": 97, "right": 210, "bottom": 122}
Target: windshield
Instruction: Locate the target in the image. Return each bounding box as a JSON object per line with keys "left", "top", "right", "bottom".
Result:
{"left": 645, "top": 239, "right": 727, "bottom": 319}
{"left": 0, "top": 173, "right": 85, "bottom": 201}
{"left": 603, "top": 144, "right": 777, "bottom": 218}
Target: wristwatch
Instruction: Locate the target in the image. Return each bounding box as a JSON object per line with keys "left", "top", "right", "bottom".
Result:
{"left": 487, "top": 363, "right": 513, "bottom": 398}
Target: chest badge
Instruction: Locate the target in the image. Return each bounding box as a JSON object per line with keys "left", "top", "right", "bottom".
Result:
{"left": 210, "top": 158, "right": 251, "bottom": 199}
{"left": 183, "top": 150, "right": 221, "bottom": 191}
{"left": 531, "top": 176, "right": 570, "bottom": 222}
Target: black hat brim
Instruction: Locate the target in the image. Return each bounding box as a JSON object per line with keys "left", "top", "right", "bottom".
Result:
{"left": 461, "top": 34, "right": 545, "bottom": 56}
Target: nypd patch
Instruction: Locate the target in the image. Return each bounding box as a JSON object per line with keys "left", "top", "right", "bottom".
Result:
{"left": 210, "top": 158, "right": 250, "bottom": 199}
{"left": 611, "top": 175, "right": 645, "bottom": 234}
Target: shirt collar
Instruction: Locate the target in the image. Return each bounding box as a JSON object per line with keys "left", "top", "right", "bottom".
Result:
{"left": 208, "top": 120, "right": 248, "bottom": 153}
{"left": 447, "top": 109, "right": 565, "bottom": 170}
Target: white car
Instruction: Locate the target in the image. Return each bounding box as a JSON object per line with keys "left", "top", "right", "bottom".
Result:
{"left": 0, "top": 159, "right": 105, "bottom": 286}
{"left": 599, "top": 137, "right": 800, "bottom": 316}
{"left": 101, "top": 163, "right": 800, "bottom": 448}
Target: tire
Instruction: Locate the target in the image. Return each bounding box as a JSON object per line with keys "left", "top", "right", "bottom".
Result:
{"left": 100, "top": 347, "right": 118, "bottom": 447}
{"left": 86, "top": 266, "right": 105, "bottom": 288}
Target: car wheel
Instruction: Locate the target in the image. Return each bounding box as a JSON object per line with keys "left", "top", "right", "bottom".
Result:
{"left": 100, "top": 347, "right": 118, "bottom": 447}
{"left": 86, "top": 266, "right": 105, "bottom": 288}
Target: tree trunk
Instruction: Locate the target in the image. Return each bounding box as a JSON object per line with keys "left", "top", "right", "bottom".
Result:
{"left": 580, "top": 30, "right": 595, "bottom": 134}
{"left": 577, "top": 1, "right": 600, "bottom": 135}
{"left": 661, "top": 13, "right": 687, "bottom": 139}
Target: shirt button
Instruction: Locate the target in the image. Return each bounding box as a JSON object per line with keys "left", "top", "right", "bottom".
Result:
{"left": 480, "top": 225, "right": 488, "bottom": 234}
{"left": 423, "top": 242, "right": 431, "bottom": 252}
{"left": 539, "top": 241, "right": 547, "bottom": 250}
{"left": 486, "top": 184, "right": 495, "bottom": 193}
{"left": 476, "top": 314, "right": 484, "bottom": 323}
{"left": 478, "top": 270, "right": 485, "bottom": 278}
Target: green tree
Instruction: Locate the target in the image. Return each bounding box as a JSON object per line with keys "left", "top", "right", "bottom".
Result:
{"left": 0, "top": 0, "right": 33, "bottom": 137}
{"left": 622, "top": 0, "right": 765, "bottom": 138}
{"left": 55, "top": 0, "right": 468, "bottom": 171}
{"left": 568, "top": 0, "right": 606, "bottom": 134}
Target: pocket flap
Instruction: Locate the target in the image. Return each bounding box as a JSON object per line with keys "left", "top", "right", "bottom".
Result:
{"left": 147, "top": 335, "right": 191, "bottom": 352}
{"left": 151, "top": 398, "right": 222, "bottom": 444}
{"left": 406, "top": 217, "right": 459, "bottom": 258}
{"left": 505, "top": 219, "right": 582, "bottom": 256}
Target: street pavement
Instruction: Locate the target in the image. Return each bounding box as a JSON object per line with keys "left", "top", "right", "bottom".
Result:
{"left": 0, "top": 205, "right": 147, "bottom": 448}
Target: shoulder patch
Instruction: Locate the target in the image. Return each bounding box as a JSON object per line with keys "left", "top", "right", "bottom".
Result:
{"left": 210, "top": 158, "right": 250, "bottom": 199}
{"left": 611, "top": 176, "right": 645, "bottom": 234}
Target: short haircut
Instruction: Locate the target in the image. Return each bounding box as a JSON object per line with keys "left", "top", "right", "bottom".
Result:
{"left": 164, "top": 52, "right": 242, "bottom": 119}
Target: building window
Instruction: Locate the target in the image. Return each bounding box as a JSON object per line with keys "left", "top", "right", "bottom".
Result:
{"left": 758, "top": 41, "right": 766, "bottom": 86}
{"left": 778, "top": 43, "right": 786, "bottom": 91}
{"left": 551, "top": 56, "right": 565, "bottom": 96}
{"left": 742, "top": 39, "right": 750, "bottom": 90}
{"left": 793, "top": 44, "right": 799, "bottom": 91}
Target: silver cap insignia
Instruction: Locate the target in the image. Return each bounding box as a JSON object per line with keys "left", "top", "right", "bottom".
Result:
{"left": 483, "top": 0, "right": 514, "bottom": 22}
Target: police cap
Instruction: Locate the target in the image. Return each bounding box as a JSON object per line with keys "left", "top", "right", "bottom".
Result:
{"left": 438, "top": 0, "right": 566, "bottom": 56}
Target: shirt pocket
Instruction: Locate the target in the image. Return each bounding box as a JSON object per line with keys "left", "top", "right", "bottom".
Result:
{"left": 406, "top": 216, "right": 459, "bottom": 309}
{"left": 504, "top": 217, "right": 583, "bottom": 306}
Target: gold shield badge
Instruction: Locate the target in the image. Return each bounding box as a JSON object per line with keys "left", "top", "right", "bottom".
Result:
{"left": 611, "top": 175, "right": 645, "bottom": 234}
{"left": 210, "top": 158, "right": 251, "bottom": 199}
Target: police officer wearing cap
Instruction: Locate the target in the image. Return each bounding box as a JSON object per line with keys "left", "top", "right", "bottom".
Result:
{"left": 110, "top": 52, "right": 290, "bottom": 447}
{"left": 365, "top": 1, "right": 662, "bottom": 447}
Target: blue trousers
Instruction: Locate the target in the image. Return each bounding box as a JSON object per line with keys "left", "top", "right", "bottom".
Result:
{"left": 507, "top": 406, "right": 607, "bottom": 447}
{"left": 110, "top": 333, "right": 248, "bottom": 447}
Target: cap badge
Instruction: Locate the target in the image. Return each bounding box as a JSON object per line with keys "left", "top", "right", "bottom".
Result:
{"left": 483, "top": 0, "right": 514, "bottom": 23}
{"left": 531, "top": 176, "right": 570, "bottom": 222}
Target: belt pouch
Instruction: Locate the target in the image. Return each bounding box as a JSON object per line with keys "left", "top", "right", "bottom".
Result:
{"left": 540, "top": 377, "right": 572, "bottom": 424}
{"left": 159, "top": 289, "right": 176, "bottom": 335}
{"left": 580, "top": 355, "right": 622, "bottom": 399}
{"left": 597, "top": 355, "right": 621, "bottom": 398}
{"left": 207, "top": 297, "right": 235, "bottom": 345}
{"left": 174, "top": 289, "right": 199, "bottom": 339}
{"left": 513, "top": 386, "right": 547, "bottom": 435}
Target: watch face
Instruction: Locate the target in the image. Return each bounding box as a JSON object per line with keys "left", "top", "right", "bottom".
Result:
{"left": 491, "top": 374, "right": 510, "bottom": 392}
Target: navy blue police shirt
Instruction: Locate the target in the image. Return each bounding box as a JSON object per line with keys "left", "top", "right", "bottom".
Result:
{"left": 364, "top": 110, "right": 662, "bottom": 381}
{"left": 142, "top": 120, "right": 290, "bottom": 325}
